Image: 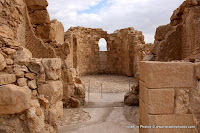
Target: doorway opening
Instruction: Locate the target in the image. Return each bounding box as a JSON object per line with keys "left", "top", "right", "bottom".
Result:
{"left": 98, "top": 38, "right": 107, "bottom": 51}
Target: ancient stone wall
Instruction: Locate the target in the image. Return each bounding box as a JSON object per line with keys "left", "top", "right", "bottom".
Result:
{"left": 65, "top": 27, "right": 146, "bottom": 77}
{"left": 25, "top": 0, "right": 64, "bottom": 45}
{"left": 23, "top": 0, "right": 85, "bottom": 108}
{"left": 107, "top": 28, "right": 145, "bottom": 76}
{"left": 0, "top": 51, "right": 64, "bottom": 132}
{"left": 139, "top": 61, "right": 200, "bottom": 133}
{"left": 0, "top": 0, "right": 85, "bottom": 132}
{"left": 153, "top": 0, "right": 200, "bottom": 61}
{"left": 65, "top": 27, "right": 108, "bottom": 75}
{"left": 19, "top": 0, "right": 56, "bottom": 58}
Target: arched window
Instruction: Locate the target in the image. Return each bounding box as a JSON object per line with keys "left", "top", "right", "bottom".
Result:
{"left": 98, "top": 38, "right": 107, "bottom": 51}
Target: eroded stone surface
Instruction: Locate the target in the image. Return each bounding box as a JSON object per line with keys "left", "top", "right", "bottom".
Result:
{"left": 0, "top": 85, "right": 31, "bottom": 115}
{"left": 153, "top": 0, "right": 200, "bottom": 61}
{"left": 42, "top": 58, "right": 62, "bottom": 80}
{"left": 0, "top": 74, "right": 16, "bottom": 85}
{"left": 38, "top": 81, "right": 63, "bottom": 104}
{"left": 0, "top": 53, "right": 6, "bottom": 71}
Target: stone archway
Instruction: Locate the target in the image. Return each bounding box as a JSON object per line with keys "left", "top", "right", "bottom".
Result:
{"left": 98, "top": 38, "right": 108, "bottom": 73}
{"left": 98, "top": 38, "right": 107, "bottom": 51}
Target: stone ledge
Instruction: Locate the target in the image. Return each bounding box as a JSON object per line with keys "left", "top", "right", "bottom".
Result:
{"left": 139, "top": 61, "right": 195, "bottom": 88}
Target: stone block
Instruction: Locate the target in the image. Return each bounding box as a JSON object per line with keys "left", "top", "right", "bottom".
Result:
{"left": 49, "top": 19, "right": 64, "bottom": 44}
{"left": 55, "top": 101, "right": 63, "bottom": 118}
{"left": 0, "top": 74, "right": 16, "bottom": 85}
{"left": 6, "top": 58, "right": 14, "bottom": 65}
{"left": 35, "top": 24, "right": 51, "bottom": 42}
{"left": 0, "top": 117, "right": 24, "bottom": 133}
{"left": 147, "top": 89, "right": 175, "bottom": 115}
{"left": 38, "top": 81, "right": 63, "bottom": 104}
{"left": 28, "top": 61, "right": 43, "bottom": 74}
{"left": 42, "top": 58, "right": 62, "bottom": 80}
{"left": 139, "top": 61, "right": 146, "bottom": 82}
{"left": 139, "top": 81, "right": 147, "bottom": 102}
{"left": 140, "top": 83, "right": 175, "bottom": 115}
{"left": 0, "top": 85, "right": 31, "bottom": 115}
{"left": 175, "top": 89, "right": 191, "bottom": 114}
{"left": 15, "top": 70, "right": 24, "bottom": 78}
{"left": 2, "top": 48, "right": 16, "bottom": 55}
{"left": 0, "top": 53, "right": 6, "bottom": 71}
{"left": 29, "top": 10, "right": 50, "bottom": 25}
{"left": 139, "top": 61, "right": 195, "bottom": 88}
{"left": 13, "top": 47, "right": 32, "bottom": 63}
{"left": 139, "top": 99, "right": 149, "bottom": 125}
{"left": 0, "top": 25, "right": 14, "bottom": 39}
{"left": 28, "top": 80, "right": 37, "bottom": 89}
{"left": 17, "top": 78, "right": 27, "bottom": 87}
{"left": 37, "top": 73, "right": 46, "bottom": 83}
{"left": 48, "top": 101, "right": 63, "bottom": 125}
{"left": 25, "top": 0, "right": 48, "bottom": 10}
{"left": 146, "top": 114, "right": 196, "bottom": 133}
{"left": 195, "top": 62, "right": 200, "bottom": 79}
{"left": 25, "top": 73, "right": 35, "bottom": 80}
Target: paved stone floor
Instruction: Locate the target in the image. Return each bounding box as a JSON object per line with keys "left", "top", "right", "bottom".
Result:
{"left": 58, "top": 75, "right": 139, "bottom": 133}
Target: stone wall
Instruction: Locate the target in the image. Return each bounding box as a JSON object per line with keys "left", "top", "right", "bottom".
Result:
{"left": 139, "top": 61, "right": 200, "bottom": 133}
{"left": 99, "top": 51, "right": 107, "bottom": 73}
{"left": 0, "top": 2, "right": 63, "bottom": 132}
{"left": 0, "top": 53, "right": 64, "bottom": 132}
{"left": 65, "top": 27, "right": 146, "bottom": 77}
{"left": 20, "top": 0, "right": 56, "bottom": 58}
{"left": 23, "top": 0, "right": 85, "bottom": 108}
{"left": 25, "top": 0, "right": 64, "bottom": 45}
{"left": 65, "top": 27, "right": 108, "bottom": 75}
{"left": 153, "top": 0, "right": 200, "bottom": 61}
{"left": 0, "top": 0, "right": 85, "bottom": 132}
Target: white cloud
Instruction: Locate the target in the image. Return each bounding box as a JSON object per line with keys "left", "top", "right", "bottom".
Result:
{"left": 47, "top": 0, "right": 185, "bottom": 43}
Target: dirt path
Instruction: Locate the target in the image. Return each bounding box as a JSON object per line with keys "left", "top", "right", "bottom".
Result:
{"left": 58, "top": 75, "right": 139, "bottom": 133}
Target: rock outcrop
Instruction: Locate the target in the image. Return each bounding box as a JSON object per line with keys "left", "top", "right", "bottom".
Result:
{"left": 124, "top": 83, "right": 139, "bottom": 106}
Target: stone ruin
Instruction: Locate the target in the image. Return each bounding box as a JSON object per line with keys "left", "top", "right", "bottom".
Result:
{"left": 0, "top": 0, "right": 200, "bottom": 133}
{"left": 139, "top": 0, "right": 200, "bottom": 133}
{"left": 65, "top": 27, "right": 148, "bottom": 78}
{"left": 0, "top": 0, "right": 85, "bottom": 132}
{"left": 153, "top": 0, "right": 200, "bottom": 61}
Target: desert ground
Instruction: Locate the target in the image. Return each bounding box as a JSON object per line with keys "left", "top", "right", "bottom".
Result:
{"left": 58, "top": 75, "right": 139, "bottom": 133}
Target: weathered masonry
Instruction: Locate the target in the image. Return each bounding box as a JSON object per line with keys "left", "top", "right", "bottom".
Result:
{"left": 139, "top": 61, "right": 199, "bottom": 133}
{"left": 65, "top": 27, "right": 149, "bottom": 77}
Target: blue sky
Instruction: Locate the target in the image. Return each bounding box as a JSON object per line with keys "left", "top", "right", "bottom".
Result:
{"left": 78, "top": 0, "right": 110, "bottom": 14}
{"left": 47, "top": 0, "right": 185, "bottom": 48}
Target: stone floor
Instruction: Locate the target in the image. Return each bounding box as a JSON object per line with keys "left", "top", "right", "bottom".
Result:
{"left": 58, "top": 75, "right": 139, "bottom": 133}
